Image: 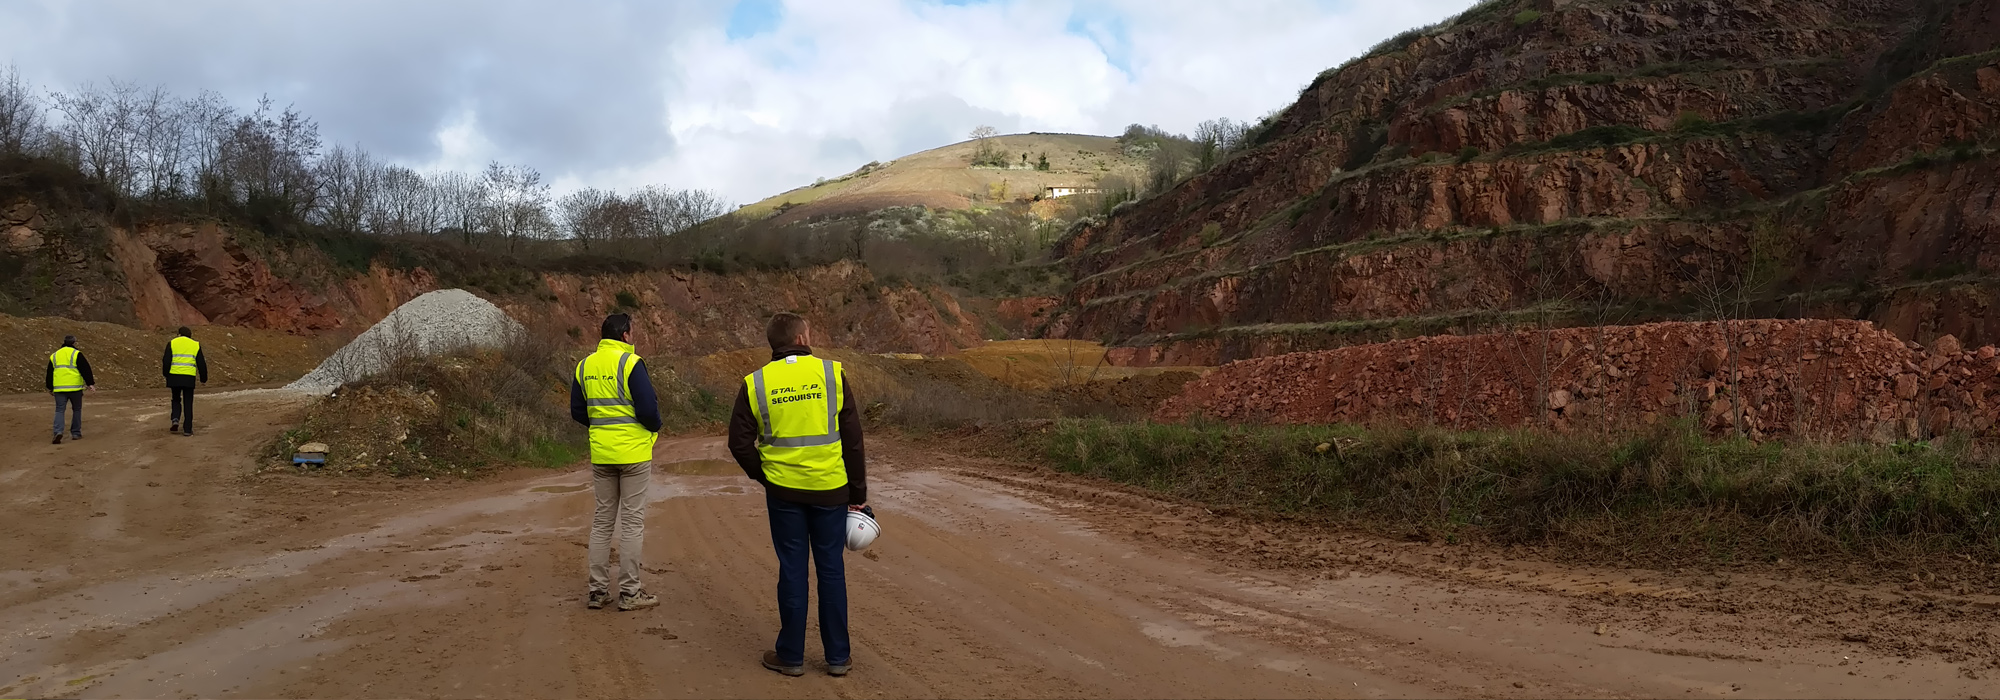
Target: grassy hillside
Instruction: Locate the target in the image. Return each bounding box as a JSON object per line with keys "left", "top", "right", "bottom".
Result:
{"left": 737, "top": 133, "right": 1149, "bottom": 223}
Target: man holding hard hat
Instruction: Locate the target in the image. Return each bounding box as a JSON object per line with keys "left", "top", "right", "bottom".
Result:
{"left": 729, "top": 311, "right": 870, "bottom": 678}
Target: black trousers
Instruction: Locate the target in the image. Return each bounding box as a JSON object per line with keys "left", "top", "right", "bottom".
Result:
{"left": 170, "top": 387, "right": 194, "bottom": 432}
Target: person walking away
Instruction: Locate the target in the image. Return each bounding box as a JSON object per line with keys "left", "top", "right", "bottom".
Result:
{"left": 729, "top": 312, "right": 867, "bottom": 677}
{"left": 48, "top": 335, "right": 95, "bottom": 444}
{"left": 163, "top": 327, "right": 207, "bottom": 436}
{"left": 570, "top": 313, "right": 663, "bottom": 612}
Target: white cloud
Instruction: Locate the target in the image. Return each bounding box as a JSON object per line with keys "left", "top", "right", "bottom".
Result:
{"left": 0, "top": 0, "right": 1481, "bottom": 205}
{"left": 631, "top": 0, "right": 1480, "bottom": 203}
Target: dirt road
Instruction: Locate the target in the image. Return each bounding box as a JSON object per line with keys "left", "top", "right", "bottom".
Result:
{"left": 1, "top": 389, "right": 1993, "bottom": 698}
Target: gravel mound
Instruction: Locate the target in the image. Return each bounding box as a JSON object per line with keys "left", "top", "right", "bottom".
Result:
{"left": 285, "top": 289, "right": 522, "bottom": 395}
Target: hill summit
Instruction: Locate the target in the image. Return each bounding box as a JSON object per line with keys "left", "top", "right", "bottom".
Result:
{"left": 738, "top": 132, "right": 1149, "bottom": 224}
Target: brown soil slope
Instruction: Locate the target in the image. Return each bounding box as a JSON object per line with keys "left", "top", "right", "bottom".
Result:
{"left": 1160, "top": 318, "right": 2000, "bottom": 441}
{"left": 0, "top": 314, "right": 323, "bottom": 394}
{"left": 1048, "top": 0, "right": 2000, "bottom": 365}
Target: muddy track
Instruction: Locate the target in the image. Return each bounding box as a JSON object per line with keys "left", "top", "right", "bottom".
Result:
{"left": 0, "top": 390, "right": 1992, "bottom": 698}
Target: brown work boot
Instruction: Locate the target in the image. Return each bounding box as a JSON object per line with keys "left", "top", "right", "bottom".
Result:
{"left": 587, "top": 590, "right": 611, "bottom": 610}
{"left": 761, "top": 650, "right": 804, "bottom": 677}
{"left": 51, "top": 434, "right": 61, "bottom": 445}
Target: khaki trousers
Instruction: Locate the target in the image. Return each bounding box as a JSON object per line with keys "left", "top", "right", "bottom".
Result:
{"left": 588, "top": 461, "right": 651, "bottom": 596}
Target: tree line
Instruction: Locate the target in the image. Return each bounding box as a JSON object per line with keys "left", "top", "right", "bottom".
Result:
{"left": 0, "top": 64, "right": 729, "bottom": 255}
{"left": 1122, "top": 118, "right": 1254, "bottom": 195}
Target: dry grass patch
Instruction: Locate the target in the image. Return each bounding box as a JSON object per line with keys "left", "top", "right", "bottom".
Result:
{"left": 269, "top": 331, "right": 583, "bottom": 477}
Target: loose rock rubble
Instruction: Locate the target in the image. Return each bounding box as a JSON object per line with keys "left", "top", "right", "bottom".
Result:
{"left": 1159, "top": 319, "right": 2000, "bottom": 441}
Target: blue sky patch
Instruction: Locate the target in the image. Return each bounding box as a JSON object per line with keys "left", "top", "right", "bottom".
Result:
{"left": 1063, "top": 6, "right": 1132, "bottom": 76}
{"left": 726, "top": 0, "right": 783, "bottom": 40}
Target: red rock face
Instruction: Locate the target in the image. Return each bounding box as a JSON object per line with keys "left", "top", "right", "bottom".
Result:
{"left": 1048, "top": 0, "right": 2000, "bottom": 365}
{"left": 90, "top": 219, "right": 987, "bottom": 356}
{"left": 1158, "top": 319, "right": 2000, "bottom": 441}
{"left": 108, "top": 221, "right": 432, "bottom": 335}
{"left": 995, "top": 296, "right": 1058, "bottom": 331}
{"left": 510, "top": 260, "right": 990, "bottom": 357}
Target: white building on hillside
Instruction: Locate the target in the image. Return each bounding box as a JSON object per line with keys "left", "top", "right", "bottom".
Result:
{"left": 1042, "top": 185, "right": 1101, "bottom": 199}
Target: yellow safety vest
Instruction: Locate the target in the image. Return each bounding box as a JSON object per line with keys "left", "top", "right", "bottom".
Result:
{"left": 50, "top": 347, "right": 84, "bottom": 392}
{"left": 575, "top": 339, "right": 656, "bottom": 464}
{"left": 745, "top": 355, "right": 847, "bottom": 491}
{"left": 169, "top": 336, "right": 201, "bottom": 377}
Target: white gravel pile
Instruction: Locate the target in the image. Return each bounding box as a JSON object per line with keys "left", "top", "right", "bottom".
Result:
{"left": 285, "top": 289, "right": 522, "bottom": 395}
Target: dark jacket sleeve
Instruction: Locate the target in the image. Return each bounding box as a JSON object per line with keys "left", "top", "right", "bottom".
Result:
{"left": 627, "top": 360, "right": 662, "bottom": 433}
{"left": 840, "top": 383, "right": 866, "bottom": 505}
{"left": 162, "top": 344, "right": 171, "bottom": 377}
{"left": 570, "top": 375, "right": 588, "bottom": 426}
{"left": 728, "top": 385, "right": 764, "bottom": 483}
{"left": 195, "top": 349, "right": 208, "bottom": 383}
{"left": 78, "top": 354, "right": 94, "bottom": 387}
{"left": 45, "top": 358, "right": 53, "bottom": 392}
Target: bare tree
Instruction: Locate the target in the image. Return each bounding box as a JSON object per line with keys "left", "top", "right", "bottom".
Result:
{"left": 366, "top": 165, "right": 442, "bottom": 236}
{"left": 14, "top": 74, "right": 747, "bottom": 270}
{"left": 631, "top": 185, "right": 729, "bottom": 246}
{"left": 179, "top": 90, "right": 235, "bottom": 200}
{"left": 127, "top": 85, "right": 194, "bottom": 198}
{"left": 1145, "top": 144, "right": 1183, "bottom": 195}
{"left": 431, "top": 170, "right": 485, "bottom": 246}
{"left": 970, "top": 124, "right": 1003, "bottom": 166}
{"left": 219, "top": 96, "right": 323, "bottom": 217}
{"left": 1193, "top": 117, "right": 1247, "bottom": 172}
{"left": 314, "top": 143, "right": 378, "bottom": 231}
{"left": 0, "top": 63, "right": 44, "bottom": 156}
{"left": 479, "top": 161, "right": 553, "bottom": 252}
{"left": 48, "top": 80, "right": 141, "bottom": 193}
{"left": 557, "top": 186, "right": 614, "bottom": 252}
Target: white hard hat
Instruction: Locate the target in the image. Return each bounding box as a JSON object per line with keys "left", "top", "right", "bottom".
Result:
{"left": 845, "top": 509, "right": 880, "bottom": 551}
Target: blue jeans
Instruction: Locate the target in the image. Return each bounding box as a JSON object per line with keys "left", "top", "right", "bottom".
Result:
{"left": 53, "top": 392, "right": 82, "bottom": 437}
{"left": 766, "top": 495, "right": 849, "bottom": 666}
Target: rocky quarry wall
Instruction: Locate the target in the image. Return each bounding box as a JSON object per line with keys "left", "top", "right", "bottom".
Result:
{"left": 1045, "top": 0, "right": 2000, "bottom": 365}
{"left": 0, "top": 198, "right": 994, "bottom": 357}
{"left": 1160, "top": 319, "right": 2000, "bottom": 442}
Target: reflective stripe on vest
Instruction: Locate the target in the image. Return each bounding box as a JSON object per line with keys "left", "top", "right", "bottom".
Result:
{"left": 169, "top": 336, "right": 201, "bottom": 377}
{"left": 745, "top": 356, "right": 847, "bottom": 491}
{"left": 50, "top": 347, "right": 84, "bottom": 391}
{"left": 575, "top": 339, "right": 655, "bottom": 464}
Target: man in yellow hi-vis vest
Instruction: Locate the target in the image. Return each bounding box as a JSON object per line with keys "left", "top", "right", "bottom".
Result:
{"left": 163, "top": 327, "right": 207, "bottom": 436}
{"left": 569, "top": 313, "right": 663, "bottom": 612}
{"left": 47, "top": 335, "right": 95, "bottom": 444}
{"left": 729, "top": 312, "right": 867, "bottom": 678}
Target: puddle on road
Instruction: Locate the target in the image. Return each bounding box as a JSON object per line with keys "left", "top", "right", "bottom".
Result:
{"left": 530, "top": 485, "right": 588, "bottom": 494}
{"left": 659, "top": 459, "right": 739, "bottom": 476}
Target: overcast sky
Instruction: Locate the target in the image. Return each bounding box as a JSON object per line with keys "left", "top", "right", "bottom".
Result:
{"left": 1, "top": 0, "right": 1478, "bottom": 205}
